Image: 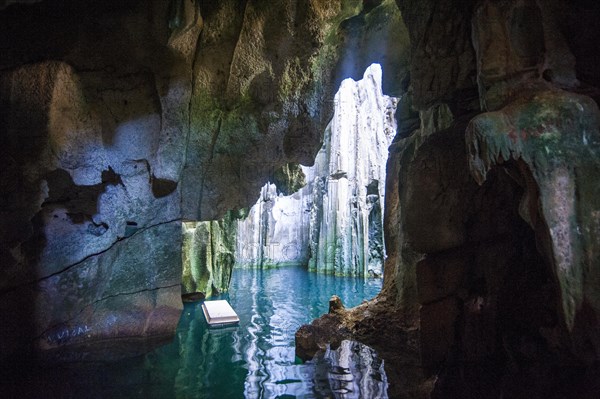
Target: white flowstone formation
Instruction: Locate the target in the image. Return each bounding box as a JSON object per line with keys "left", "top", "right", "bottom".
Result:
{"left": 308, "top": 64, "right": 397, "bottom": 276}
{"left": 235, "top": 183, "right": 312, "bottom": 268}
{"left": 235, "top": 64, "right": 397, "bottom": 276}
{"left": 236, "top": 183, "right": 311, "bottom": 267}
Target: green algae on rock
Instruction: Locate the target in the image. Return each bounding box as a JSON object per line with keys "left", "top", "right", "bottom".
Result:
{"left": 181, "top": 211, "right": 238, "bottom": 299}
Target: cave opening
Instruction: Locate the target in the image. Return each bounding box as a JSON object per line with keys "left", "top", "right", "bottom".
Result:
{"left": 181, "top": 63, "right": 397, "bottom": 299}
{"left": 231, "top": 62, "right": 396, "bottom": 280}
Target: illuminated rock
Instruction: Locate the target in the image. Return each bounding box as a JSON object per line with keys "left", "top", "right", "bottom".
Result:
{"left": 181, "top": 213, "right": 237, "bottom": 298}
{"left": 235, "top": 64, "right": 397, "bottom": 276}
{"left": 307, "top": 64, "right": 396, "bottom": 277}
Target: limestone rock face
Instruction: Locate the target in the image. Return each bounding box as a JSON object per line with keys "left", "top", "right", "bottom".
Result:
{"left": 180, "top": 0, "right": 346, "bottom": 220}
{"left": 0, "top": 0, "right": 193, "bottom": 361}
{"left": 467, "top": 90, "right": 600, "bottom": 361}
{"left": 383, "top": 1, "right": 600, "bottom": 396}
{"left": 307, "top": 64, "right": 396, "bottom": 277}
{"left": 235, "top": 182, "right": 312, "bottom": 268}
{"left": 0, "top": 0, "right": 363, "bottom": 361}
{"left": 394, "top": 0, "right": 478, "bottom": 110}
{"left": 472, "top": 0, "right": 578, "bottom": 110}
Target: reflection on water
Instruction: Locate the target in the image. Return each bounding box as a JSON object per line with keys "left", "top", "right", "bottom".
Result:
{"left": 16, "top": 267, "right": 384, "bottom": 398}
{"left": 144, "top": 266, "right": 385, "bottom": 398}
{"left": 314, "top": 340, "right": 388, "bottom": 399}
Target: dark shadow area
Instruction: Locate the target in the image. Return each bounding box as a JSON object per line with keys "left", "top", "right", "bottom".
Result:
{"left": 564, "top": 0, "right": 600, "bottom": 104}
{"left": 423, "top": 161, "right": 598, "bottom": 399}
{"left": 0, "top": 0, "right": 140, "bottom": 70}
{"left": 367, "top": 180, "right": 384, "bottom": 277}
{"left": 334, "top": 0, "right": 410, "bottom": 97}
{"left": 151, "top": 175, "right": 178, "bottom": 198}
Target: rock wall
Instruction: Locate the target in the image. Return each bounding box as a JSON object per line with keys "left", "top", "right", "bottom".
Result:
{"left": 387, "top": 6, "right": 600, "bottom": 389}
{"left": 0, "top": 1, "right": 195, "bottom": 362}
{"left": 307, "top": 64, "right": 396, "bottom": 277}
{"left": 180, "top": 0, "right": 367, "bottom": 221}
{"left": 235, "top": 182, "right": 312, "bottom": 268}
{"left": 0, "top": 0, "right": 374, "bottom": 362}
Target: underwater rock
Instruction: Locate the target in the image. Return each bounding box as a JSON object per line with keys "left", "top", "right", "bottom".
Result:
{"left": 181, "top": 292, "right": 205, "bottom": 303}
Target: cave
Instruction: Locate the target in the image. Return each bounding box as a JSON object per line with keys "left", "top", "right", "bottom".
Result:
{"left": 1, "top": 0, "right": 600, "bottom": 398}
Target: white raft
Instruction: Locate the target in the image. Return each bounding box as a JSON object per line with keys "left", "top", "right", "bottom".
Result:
{"left": 201, "top": 300, "right": 240, "bottom": 327}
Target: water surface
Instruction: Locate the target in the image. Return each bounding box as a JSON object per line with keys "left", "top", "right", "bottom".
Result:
{"left": 22, "top": 266, "right": 385, "bottom": 399}
{"left": 145, "top": 266, "right": 384, "bottom": 398}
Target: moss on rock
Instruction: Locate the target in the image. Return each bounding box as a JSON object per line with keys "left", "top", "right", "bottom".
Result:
{"left": 181, "top": 211, "right": 239, "bottom": 298}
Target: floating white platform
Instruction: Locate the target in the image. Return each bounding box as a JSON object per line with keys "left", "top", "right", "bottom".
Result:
{"left": 201, "top": 300, "right": 240, "bottom": 327}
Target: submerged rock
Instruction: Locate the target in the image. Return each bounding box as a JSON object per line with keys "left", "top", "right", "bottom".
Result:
{"left": 295, "top": 314, "right": 351, "bottom": 362}
{"left": 181, "top": 292, "right": 205, "bottom": 303}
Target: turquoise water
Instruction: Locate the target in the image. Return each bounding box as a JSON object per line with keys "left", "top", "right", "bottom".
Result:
{"left": 12, "top": 266, "right": 384, "bottom": 398}
{"left": 136, "top": 266, "right": 383, "bottom": 398}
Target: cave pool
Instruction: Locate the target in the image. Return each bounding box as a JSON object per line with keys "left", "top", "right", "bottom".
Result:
{"left": 87, "top": 266, "right": 385, "bottom": 398}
